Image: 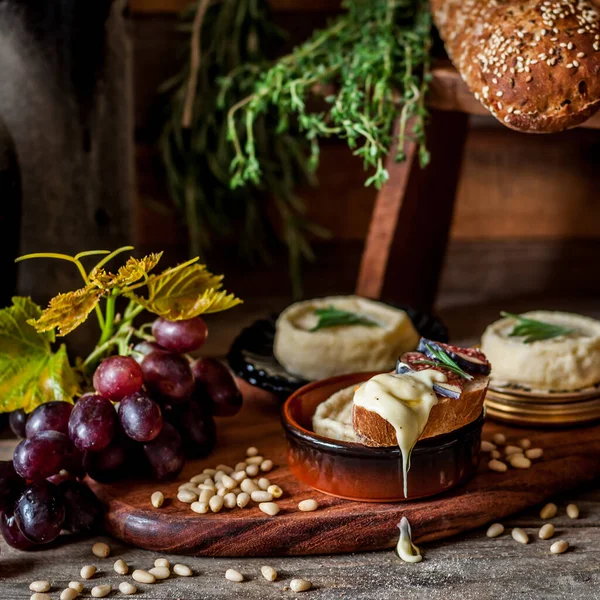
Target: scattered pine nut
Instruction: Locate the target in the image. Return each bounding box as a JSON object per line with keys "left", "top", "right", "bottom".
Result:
{"left": 505, "top": 445, "right": 522, "bottom": 457}
{"left": 509, "top": 455, "right": 531, "bottom": 469}
{"left": 246, "top": 446, "right": 259, "bottom": 457}
{"left": 30, "top": 582, "right": 51, "bottom": 593}
{"left": 225, "top": 568, "right": 244, "bottom": 582}
{"left": 210, "top": 495, "right": 224, "bottom": 513}
{"left": 173, "top": 564, "right": 193, "bottom": 577}
{"left": 222, "top": 474, "right": 237, "bottom": 490}
{"left": 203, "top": 468, "right": 217, "bottom": 477}
{"left": 290, "top": 579, "right": 312, "bottom": 592}
{"left": 268, "top": 485, "right": 283, "bottom": 499}
{"left": 519, "top": 438, "right": 532, "bottom": 450}
{"left": 237, "top": 492, "right": 250, "bottom": 508}
{"left": 252, "top": 490, "right": 273, "bottom": 502}
{"left": 540, "top": 503, "right": 557, "bottom": 520}
{"left": 232, "top": 470, "right": 247, "bottom": 483}
{"left": 132, "top": 570, "right": 156, "bottom": 584}
{"left": 217, "top": 488, "right": 227, "bottom": 497}
{"left": 155, "top": 558, "right": 170, "bottom": 568}
{"left": 261, "top": 565, "right": 277, "bottom": 581}
{"left": 30, "top": 594, "right": 51, "bottom": 600}
{"left": 92, "top": 542, "right": 110, "bottom": 558}
{"left": 191, "top": 501, "right": 209, "bottom": 514}
{"left": 260, "top": 459, "right": 274, "bottom": 472}
{"left": 235, "top": 462, "right": 247, "bottom": 472}
{"left": 246, "top": 464, "right": 259, "bottom": 477}
{"left": 241, "top": 478, "right": 259, "bottom": 493}
{"left": 149, "top": 566, "right": 170, "bottom": 580}
{"left": 177, "top": 489, "right": 198, "bottom": 503}
{"left": 539, "top": 523, "right": 555, "bottom": 540}
{"left": 190, "top": 474, "right": 206, "bottom": 484}
{"left": 223, "top": 492, "right": 237, "bottom": 509}
{"left": 114, "top": 559, "right": 128, "bottom": 575}
{"left": 550, "top": 540, "right": 569, "bottom": 554}
{"left": 488, "top": 459, "right": 507, "bottom": 473}
{"left": 199, "top": 489, "right": 214, "bottom": 504}
{"left": 68, "top": 583, "right": 83, "bottom": 593}
{"left": 247, "top": 456, "right": 264, "bottom": 465}
{"left": 216, "top": 464, "right": 234, "bottom": 474}
{"left": 151, "top": 491, "right": 164, "bottom": 508}
{"left": 258, "top": 478, "right": 271, "bottom": 490}
{"left": 259, "top": 502, "right": 280, "bottom": 516}
{"left": 486, "top": 523, "right": 504, "bottom": 538}
{"left": 298, "top": 499, "right": 319, "bottom": 512}
{"left": 567, "top": 504, "right": 580, "bottom": 519}
{"left": 481, "top": 440, "right": 496, "bottom": 452}
{"left": 119, "top": 582, "right": 137, "bottom": 595}
{"left": 491, "top": 450, "right": 501, "bottom": 459}
{"left": 91, "top": 584, "right": 111, "bottom": 598}
{"left": 60, "top": 587, "right": 79, "bottom": 600}
{"left": 492, "top": 433, "right": 506, "bottom": 445}
{"left": 512, "top": 528, "right": 529, "bottom": 544}
{"left": 80, "top": 565, "right": 97, "bottom": 580}
{"left": 179, "top": 482, "right": 199, "bottom": 492}
{"left": 526, "top": 448, "right": 544, "bottom": 460}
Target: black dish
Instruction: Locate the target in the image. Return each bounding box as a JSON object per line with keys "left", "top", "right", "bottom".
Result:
{"left": 227, "top": 303, "right": 448, "bottom": 398}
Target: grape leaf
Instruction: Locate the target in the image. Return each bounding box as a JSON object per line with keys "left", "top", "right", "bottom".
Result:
{"left": 28, "top": 286, "right": 104, "bottom": 336}
{"left": 90, "top": 252, "right": 163, "bottom": 289}
{"left": 0, "top": 297, "right": 79, "bottom": 413}
{"left": 126, "top": 262, "right": 242, "bottom": 320}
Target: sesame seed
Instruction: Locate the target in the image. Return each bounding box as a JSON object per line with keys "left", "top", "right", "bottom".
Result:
{"left": 496, "top": 91, "right": 503, "bottom": 97}
{"left": 526, "top": 75, "right": 533, "bottom": 82}
{"left": 567, "top": 42, "right": 574, "bottom": 50}
{"left": 573, "top": 60, "right": 579, "bottom": 67}
{"left": 566, "top": 63, "right": 574, "bottom": 68}
{"left": 577, "top": 52, "right": 586, "bottom": 58}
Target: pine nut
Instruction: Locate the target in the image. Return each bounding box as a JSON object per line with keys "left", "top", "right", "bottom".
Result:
{"left": 246, "top": 464, "right": 259, "bottom": 477}
{"left": 492, "top": 433, "right": 506, "bottom": 445}
{"left": 235, "top": 461, "right": 248, "bottom": 471}
{"left": 505, "top": 445, "right": 522, "bottom": 456}
{"left": 290, "top": 579, "right": 312, "bottom": 592}
{"left": 199, "top": 489, "right": 214, "bottom": 504}
{"left": 173, "top": 564, "right": 193, "bottom": 577}
{"left": 69, "top": 583, "right": 83, "bottom": 593}
{"left": 30, "top": 582, "right": 51, "bottom": 593}
{"left": 251, "top": 490, "right": 273, "bottom": 502}
{"left": 519, "top": 438, "right": 532, "bottom": 450}
{"left": 259, "top": 502, "right": 280, "bottom": 516}
{"left": 222, "top": 474, "right": 237, "bottom": 490}
{"left": 199, "top": 483, "right": 216, "bottom": 492}
{"left": 119, "top": 582, "right": 137, "bottom": 595}
{"left": 526, "top": 448, "right": 544, "bottom": 460}
{"left": 512, "top": 527, "right": 529, "bottom": 544}
{"left": 224, "top": 492, "right": 237, "bottom": 508}
{"left": 481, "top": 440, "right": 496, "bottom": 452}
{"left": 92, "top": 542, "right": 110, "bottom": 558}
{"left": 60, "top": 588, "right": 79, "bottom": 600}
{"left": 210, "top": 495, "right": 224, "bottom": 512}
{"left": 155, "top": 558, "right": 170, "bottom": 568}
{"left": 232, "top": 470, "right": 247, "bottom": 483}
{"left": 237, "top": 492, "right": 250, "bottom": 508}
{"left": 80, "top": 565, "right": 97, "bottom": 580}
{"left": 191, "top": 501, "right": 209, "bottom": 514}
{"left": 261, "top": 565, "right": 277, "bottom": 581}
{"left": 151, "top": 491, "right": 164, "bottom": 508}
{"left": 488, "top": 459, "right": 507, "bottom": 473}
{"left": 246, "top": 447, "right": 259, "bottom": 457}
{"left": 268, "top": 485, "right": 283, "bottom": 499}
{"left": 540, "top": 503, "right": 557, "bottom": 519}
{"left": 114, "top": 559, "right": 128, "bottom": 575}
{"left": 232, "top": 487, "right": 241, "bottom": 495}
{"left": 190, "top": 474, "right": 206, "bottom": 484}
{"left": 225, "top": 568, "right": 244, "bottom": 582}
{"left": 31, "top": 594, "right": 51, "bottom": 600}
{"left": 258, "top": 478, "right": 271, "bottom": 490}
{"left": 491, "top": 450, "right": 501, "bottom": 459}
{"left": 260, "top": 459, "right": 274, "bottom": 472}
{"left": 241, "top": 478, "right": 259, "bottom": 493}
{"left": 203, "top": 468, "right": 217, "bottom": 476}
{"left": 216, "top": 464, "right": 234, "bottom": 474}
{"left": 550, "top": 540, "right": 569, "bottom": 554}
{"left": 179, "top": 482, "right": 200, "bottom": 492}
{"left": 132, "top": 569, "right": 156, "bottom": 584}
{"left": 149, "top": 566, "right": 170, "bottom": 580}
{"left": 217, "top": 488, "right": 227, "bottom": 497}
{"left": 91, "top": 584, "right": 111, "bottom": 598}
{"left": 298, "top": 499, "right": 319, "bottom": 512}
{"left": 567, "top": 503, "right": 579, "bottom": 519}
{"left": 247, "top": 456, "right": 264, "bottom": 465}
{"left": 486, "top": 523, "right": 504, "bottom": 538}
{"left": 539, "top": 523, "right": 555, "bottom": 539}
{"left": 177, "top": 490, "right": 198, "bottom": 503}
{"left": 509, "top": 455, "right": 531, "bottom": 469}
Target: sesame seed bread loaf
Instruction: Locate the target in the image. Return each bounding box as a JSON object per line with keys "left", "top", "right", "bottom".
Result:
{"left": 430, "top": 0, "right": 600, "bottom": 132}
{"left": 353, "top": 375, "right": 489, "bottom": 447}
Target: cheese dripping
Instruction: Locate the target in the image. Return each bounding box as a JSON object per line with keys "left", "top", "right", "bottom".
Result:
{"left": 353, "top": 369, "right": 447, "bottom": 498}
{"left": 396, "top": 516, "right": 422, "bottom": 563}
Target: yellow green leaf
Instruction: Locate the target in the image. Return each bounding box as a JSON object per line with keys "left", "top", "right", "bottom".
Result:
{"left": 29, "top": 286, "right": 103, "bottom": 336}
{"left": 0, "top": 298, "right": 79, "bottom": 413}
{"left": 89, "top": 252, "right": 163, "bottom": 289}
{"left": 126, "top": 262, "right": 242, "bottom": 320}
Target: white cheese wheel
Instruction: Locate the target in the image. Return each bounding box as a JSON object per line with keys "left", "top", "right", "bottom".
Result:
{"left": 273, "top": 296, "right": 419, "bottom": 381}
{"left": 481, "top": 311, "right": 600, "bottom": 391}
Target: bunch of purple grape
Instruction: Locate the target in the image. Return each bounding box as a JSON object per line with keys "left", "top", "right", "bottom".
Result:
{"left": 0, "top": 316, "right": 242, "bottom": 551}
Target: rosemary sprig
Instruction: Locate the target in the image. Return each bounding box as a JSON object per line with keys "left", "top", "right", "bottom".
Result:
{"left": 310, "top": 306, "right": 380, "bottom": 332}
{"left": 501, "top": 312, "right": 575, "bottom": 344}
{"left": 413, "top": 344, "right": 473, "bottom": 380}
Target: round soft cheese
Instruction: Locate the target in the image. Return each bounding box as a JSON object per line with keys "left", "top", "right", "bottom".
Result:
{"left": 481, "top": 311, "right": 600, "bottom": 391}
{"left": 312, "top": 384, "right": 358, "bottom": 442}
{"left": 274, "top": 296, "right": 419, "bottom": 381}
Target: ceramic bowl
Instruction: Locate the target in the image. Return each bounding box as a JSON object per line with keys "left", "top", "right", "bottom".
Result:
{"left": 281, "top": 372, "right": 483, "bottom": 502}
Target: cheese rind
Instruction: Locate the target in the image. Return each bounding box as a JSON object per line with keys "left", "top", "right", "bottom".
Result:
{"left": 312, "top": 384, "right": 358, "bottom": 443}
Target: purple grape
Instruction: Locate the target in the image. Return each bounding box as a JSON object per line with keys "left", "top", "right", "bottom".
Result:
{"left": 143, "top": 422, "right": 184, "bottom": 481}
{"left": 68, "top": 394, "right": 117, "bottom": 452}
{"left": 25, "top": 401, "right": 73, "bottom": 438}
{"left": 191, "top": 358, "right": 243, "bottom": 417}
{"left": 83, "top": 438, "right": 127, "bottom": 483}
{"left": 0, "top": 460, "right": 24, "bottom": 512}
{"left": 58, "top": 480, "right": 103, "bottom": 533}
{"left": 93, "top": 356, "right": 144, "bottom": 401}
{"left": 141, "top": 351, "right": 194, "bottom": 404}
{"left": 132, "top": 341, "right": 163, "bottom": 364}
{"left": 178, "top": 401, "right": 217, "bottom": 459}
{"left": 152, "top": 317, "right": 208, "bottom": 353}
{"left": 13, "top": 431, "right": 71, "bottom": 481}
{"left": 9, "top": 409, "right": 28, "bottom": 438}
{"left": 118, "top": 392, "right": 163, "bottom": 442}
{"left": 14, "top": 481, "right": 65, "bottom": 544}
{"left": 0, "top": 510, "right": 35, "bottom": 550}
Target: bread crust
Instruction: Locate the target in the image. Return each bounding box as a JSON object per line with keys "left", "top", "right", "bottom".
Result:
{"left": 353, "top": 376, "right": 489, "bottom": 447}
{"left": 430, "top": 0, "right": 600, "bottom": 132}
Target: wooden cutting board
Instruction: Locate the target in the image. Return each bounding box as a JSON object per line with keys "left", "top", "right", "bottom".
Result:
{"left": 90, "top": 380, "right": 600, "bottom": 557}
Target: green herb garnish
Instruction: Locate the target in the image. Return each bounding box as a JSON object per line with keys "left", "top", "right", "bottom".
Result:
{"left": 310, "top": 306, "right": 380, "bottom": 332}
{"left": 501, "top": 312, "right": 575, "bottom": 344}
{"left": 413, "top": 344, "right": 473, "bottom": 381}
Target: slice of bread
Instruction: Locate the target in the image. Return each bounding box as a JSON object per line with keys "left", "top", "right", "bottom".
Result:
{"left": 352, "top": 375, "right": 489, "bottom": 447}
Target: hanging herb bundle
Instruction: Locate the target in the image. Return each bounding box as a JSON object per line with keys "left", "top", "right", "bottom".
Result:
{"left": 227, "top": 0, "right": 433, "bottom": 190}
{"left": 160, "top": 0, "right": 325, "bottom": 298}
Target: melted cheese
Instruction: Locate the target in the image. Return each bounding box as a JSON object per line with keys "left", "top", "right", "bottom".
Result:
{"left": 396, "top": 517, "right": 422, "bottom": 563}
{"left": 353, "top": 369, "right": 447, "bottom": 497}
